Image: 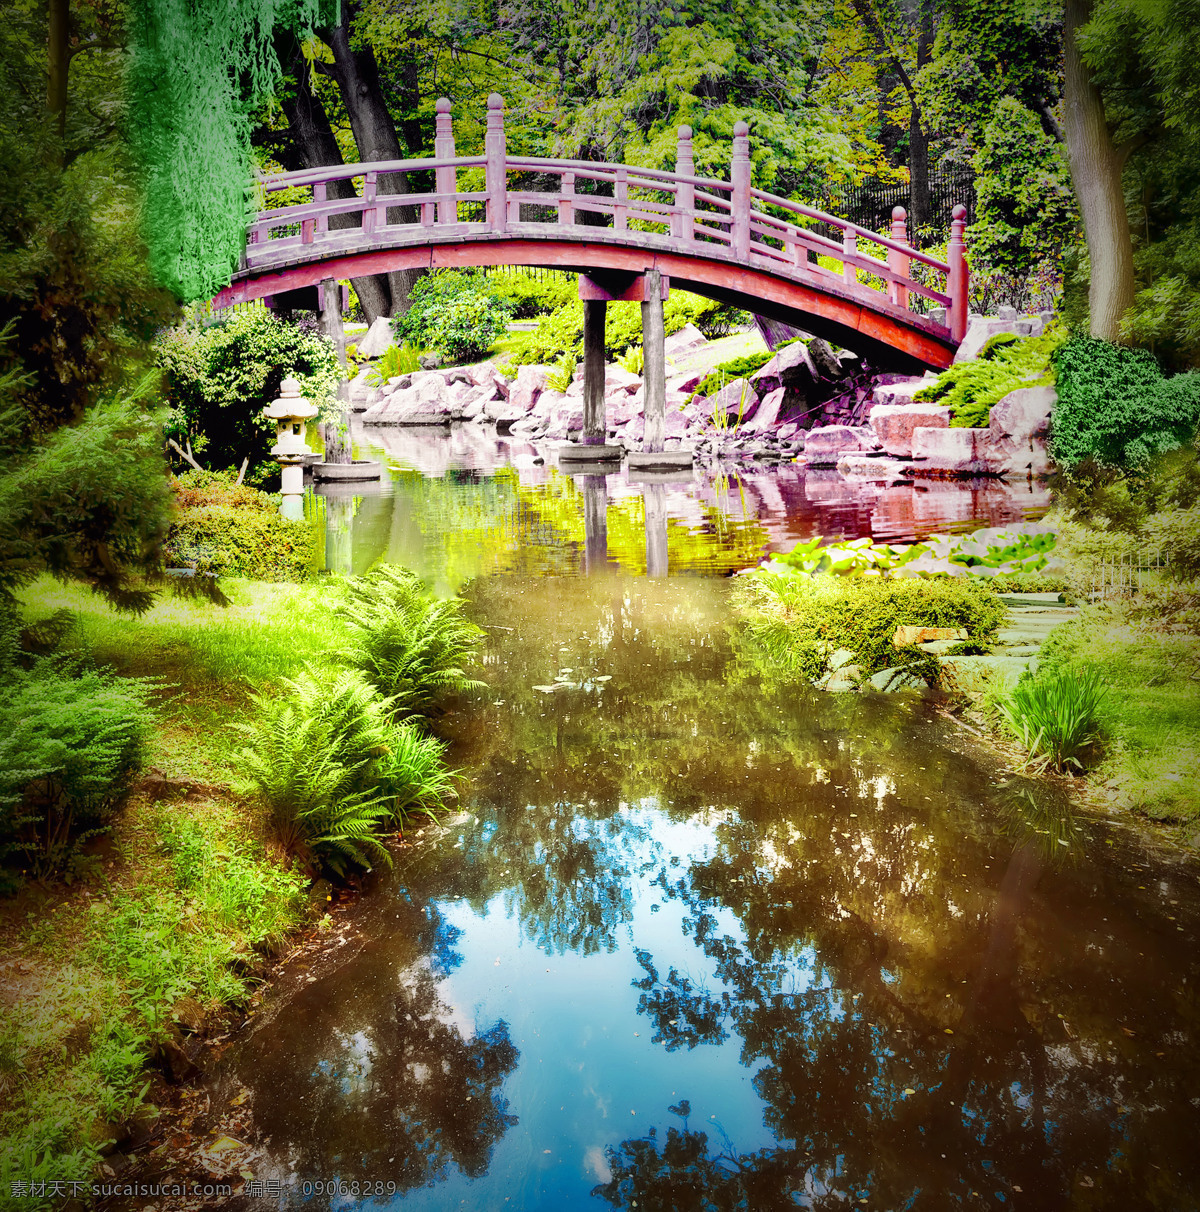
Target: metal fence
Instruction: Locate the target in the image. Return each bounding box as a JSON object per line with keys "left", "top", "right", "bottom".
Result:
{"left": 1088, "top": 550, "right": 1169, "bottom": 600}
{"left": 823, "top": 168, "right": 976, "bottom": 243}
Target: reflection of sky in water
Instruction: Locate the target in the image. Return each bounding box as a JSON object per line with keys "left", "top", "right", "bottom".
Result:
{"left": 398, "top": 805, "right": 778, "bottom": 1212}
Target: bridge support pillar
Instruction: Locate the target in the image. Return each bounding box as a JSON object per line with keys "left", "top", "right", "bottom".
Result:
{"left": 582, "top": 298, "right": 607, "bottom": 445}
{"left": 579, "top": 473, "right": 609, "bottom": 573}
{"left": 641, "top": 268, "right": 666, "bottom": 453}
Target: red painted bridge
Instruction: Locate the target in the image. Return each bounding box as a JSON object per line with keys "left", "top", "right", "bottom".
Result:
{"left": 215, "top": 94, "right": 969, "bottom": 372}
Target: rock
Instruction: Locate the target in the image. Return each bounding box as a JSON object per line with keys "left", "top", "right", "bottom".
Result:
{"left": 910, "top": 426, "right": 991, "bottom": 475}
{"left": 829, "top": 647, "right": 858, "bottom": 672}
{"left": 867, "top": 666, "right": 926, "bottom": 692}
{"left": 825, "top": 665, "right": 862, "bottom": 692}
{"left": 837, "top": 452, "right": 910, "bottom": 480}
{"left": 172, "top": 996, "right": 206, "bottom": 1035}
{"left": 988, "top": 385, "right": 1055, "bottom": 446}
{"left": 669, "top": 371, "right": 705, "bottom": 394}
{"left": 871, "top": 376, "right": 938, "bottom": 408}
{"left": 894, "top": 625, "right": 968, "bottom": 647}
{"left": 605, "top": 365, "right": 643, "bottom": 394}
{"left": 664, "top": 323, "right": 707, "bottom": 357}
{"left": 869, "top": 401, "right": 951, "bottom": 457}
{"left": 708, "top": 377, "right": 759, "bottom": 422}
{"left": 744, "top": 387, "right": 786, "bottom": 434}
{"left": 807, "top": 337, "right": 843, "bottom": 379}
{"left": 510, "top": 364, "right": 551, "bottom": 414}
{"left": 154, "top": 1025, "right": 202, "bottom": 1083}
{"left": 953, "top": 315, "right": 1035, "bottom": 364}
{"left": 347, "top": 367, "right": 375, "bottom": 411}
{"left": 357, "top": 316, "right": 394, "bottom": 358}
{"left": 939, "top": 654, "right": 1034, "bottom": 697}
{"left": 419, "top": 353, "right": 442, "bottom": 370}
{"left": 804, "top": 424, "right": 874, "bottom": 467}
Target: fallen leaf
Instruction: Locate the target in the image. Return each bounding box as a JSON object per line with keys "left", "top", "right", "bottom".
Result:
{"left": 207, "top": 1136, "right": 245, "bottom": 1155}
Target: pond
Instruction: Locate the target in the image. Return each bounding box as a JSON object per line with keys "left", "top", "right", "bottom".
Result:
{"left": 216, "top": 432, "right": 1198, "bottom": 1210}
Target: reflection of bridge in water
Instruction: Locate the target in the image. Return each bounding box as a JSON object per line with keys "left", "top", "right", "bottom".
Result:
{"left": 220, "top": 93, "right": 970, "bottom": 464}
{"left": 318, "top": 428, "right": 1049, "bottom": 583}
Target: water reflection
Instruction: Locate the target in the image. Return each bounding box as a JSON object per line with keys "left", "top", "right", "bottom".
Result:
{"left": 322, "top": 425, "right": 1051, "bottom": 590}
{"left": 215, "top": 577, "right": 1200, "bottom": 1211}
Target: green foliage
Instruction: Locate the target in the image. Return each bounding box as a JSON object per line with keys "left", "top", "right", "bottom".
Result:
{"left": 547, "top": 353, "right": 578, "bottom": 392}
{"left": 693, "top": 351, "right": 775, "bottom": 400}
{"left": 969, "top": 97, "right": 1077, "bottom": 276}
{"left": 1143, "top": 506, "right": 1200, "bottom": 580}
{"left": 334, "top": 566, "right": 485, "bottom": 722}
{"left": 365, "top": 343, "right": 423, "bottom": 386}
{"left": 233, "top": 667, "right": 452, "bottom": 876}
{"left": 995, "top": 669, "right": 1107, "bottom": 773}
{"left": 158, "top": 307, "right": 340, "bottom": 473}
{"left": 914, "top": 326, "right": 1063, "bottom": 428}
{"left": 1122, "top": 223, "right": 1200, "bottom": 370}
{"left": 127, "top": 0, "right": 332, "bottom": 300}
{"left": 0, "top": 659, "right": 157, "bottom": 879}
{"left": 1051, "top": 335, "right": 1200, "bottom": 469}
{"left": 487, "top": 270, "right": 579, "bottom": 318}
{"left": 392, "top": 271, "right": 513, "bottom": 363}
{"left": 617, "top": 346, "right": 644, "bottom": 376}
{"left": 735, "top": 571, "right": 1005, "bottom": 682}
{"left": 163, "top": 470, "right": 316, "bottom": 581}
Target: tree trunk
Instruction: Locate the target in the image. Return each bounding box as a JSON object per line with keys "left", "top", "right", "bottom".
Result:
{"left": 274, "top": 33, "right": 392, "bottom": 325}
{"left": 908, "top": 0, "right": 934, "bottom": 234}
{"left": 1062, "top": 0, "right": 1135, "bottom": 341}
{"left": 319, "top": 3, "right": 424, "bottom": 315}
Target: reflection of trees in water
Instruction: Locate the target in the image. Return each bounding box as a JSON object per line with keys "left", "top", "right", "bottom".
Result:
{"left": 228, "top": 900, "right": 518, "bottom": 1204}
{"left": 592, "top": 778, "right": 1199, "bottom": 1210}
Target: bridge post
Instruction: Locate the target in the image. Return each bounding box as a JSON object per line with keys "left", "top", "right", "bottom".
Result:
{"left": 948, "top": 204, "right": 969, "bottom": 342}
{"left": 559, "top": 171, "right": 575, "bottom": 225}
{"left": 582, "top": 298, "right": 607, "bottom": 445}
{"left": 888, "top": 206, "right": 909, "bottom": 310}
{"left": 730, "top": 121, "right": 751, "bottom": 260}
{"left": 485, "top": 93, "right": 507, "bottom": 233}
{"left": 842, "top": 224, "right": 857, "bottom": 285}
{"left": 675, "top": 126, "right": 694, "bottom": 241}
{"left": 434, "top": 97, "right": 457, "bottom": 225}
{"left": 642, "top": 267, "right": 666, "bottom": 453}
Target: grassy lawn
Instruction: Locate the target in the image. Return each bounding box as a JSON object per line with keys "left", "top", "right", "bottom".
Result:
{"left": 1036, "top": 599, "right": 1200, "bottom": 829}
{"left": 1, "top": 578, "right": 347, "bottom": 1207}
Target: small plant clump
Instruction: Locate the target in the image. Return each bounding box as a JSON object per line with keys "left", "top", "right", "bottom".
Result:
{"left": 365, "top": 343, "right": 422, "bottom": 386}
{"left": 994, "top": 668, "right": 1107, "bottom": 773}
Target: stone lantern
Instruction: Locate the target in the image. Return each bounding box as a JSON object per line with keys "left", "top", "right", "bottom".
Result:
{"left": 263, "top": 376, "right": 318, "bottom": 520}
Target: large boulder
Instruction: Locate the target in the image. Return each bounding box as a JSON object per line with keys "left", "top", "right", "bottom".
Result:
{"left": 953, "top": 314, "right": 1038, "bottom": 364}
{"left": 868, "top": 401, "right": 951, "bottom": 457}
{"left": 804, "top": 424, "right": 876, "bottom": 467}
{"left": 664, "top": 324, "right": 707, "bottom": 358}
{"left": 910, "top": 426, "right": 990, "bottom": 475}
{"left": 871, "top": 375, "right": 938, "bottom": 407}
{"left": 357, "top": 316, "right": 394, "bottom": 358}
{"left": 988, "top": 385, "right": 1054, "bottom": 446}
{"left": 744, "top": 387, "right": 786, "bottom": 434}
{"left": 509, "top": 364, "right": 552, "bottom": 414}
{"left": 752, "top": 341, "right": 818, "bottom": 397}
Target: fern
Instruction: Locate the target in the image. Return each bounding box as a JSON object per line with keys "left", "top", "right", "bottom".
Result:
{"left": 364, "top": 343, "right": 422, "bottom": 387}
{"left": 335, "top": 567, "right": 485, "bottom": 721}
{"left": 546, "top": 353, "right": 577, "bottom": 392}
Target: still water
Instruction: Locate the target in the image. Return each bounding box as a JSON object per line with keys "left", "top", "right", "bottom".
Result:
{"left": 221, "top": 433, "right": 1198, "bottom": 1210}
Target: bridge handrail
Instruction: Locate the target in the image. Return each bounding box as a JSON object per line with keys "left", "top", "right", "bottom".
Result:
{"left": 238, "top": 93, "right": 970, "bottom": 343}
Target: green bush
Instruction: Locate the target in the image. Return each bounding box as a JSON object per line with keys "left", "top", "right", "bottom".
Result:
{"left": 392, "top": 271, "right": 513, "bottom": 363}
{"left": 157, "top": 307, "right": 340, "bottom": 475}
{"left": 915, "top": 326, "right": 1064, "bottom": 428}
{"left": 693, "top": 351, "right": 776, "bottom": 400}
{"left": 233, "top": 668, "right": 453, "bottom": 877}
{"left": 1051, "top": 335, "right": 1200, "bottom": 470}
{"left": 163, "top": 470, "right": 315, "bottom": 581}
{"left": 487, "top": 270, "right": 578, "bottom": 318}
{"left": 1143, "top": 505, "right": 1200, "bottom": 579}
{"left": 0, "top": 661, "right": 157, "bottom": 878}
{"left": 335, "top": 566, "right": 485, "bottom": 722}
{"left": 734, "top": 572, "right": 1006, "bottom": 682}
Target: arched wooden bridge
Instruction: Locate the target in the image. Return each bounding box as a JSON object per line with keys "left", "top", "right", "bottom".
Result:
{"left": 214, "top": 95, "right": 969, "bottom": 373}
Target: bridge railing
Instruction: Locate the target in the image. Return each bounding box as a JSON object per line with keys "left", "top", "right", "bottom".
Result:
{"left": 246, "top": 94, "right": 968, "bottom": 341}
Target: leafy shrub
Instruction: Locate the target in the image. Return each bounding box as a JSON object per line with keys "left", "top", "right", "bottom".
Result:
{"left": 1051, "top": 335, "right": 1200, "bottom": 469}
{"left": 163, "top": 471, "right": 315, "bottom": 581}
{"left": 392, "top": 271, "right": 513, "bottom": 363}
{"left": 915, "top": 326, "right": 1064, "bottom": 428}
{"left": 158, "top": 307, "right": 340, "bottom": 474}
{"left": 487, "top": 270, "right": 578, "bottom": 318}
{"left": 0, "top": 661, "right": 157, "bottom": 878}
{"left": 734, "top": 571, "right": 1005, "bottom": 681}
{"left": 996, "top": 669, "right": 1106, "bottom": 772}
{"left": 693, "top": 351, "right": 776, "bottom": 400}
{"left": 1121, "top": 222, "right": 1200, "bottom": 370}
{"left": 233, "top": 668, "right": 452, "bottom": 877}
{"left": 365, "top": 343, "right": 421, "bottom": 386}
{"left": 969, "top": 97, "right": 1077, "bottom": 276}
{"left": 335, "top": 566, "right": 485, "bottom": 721}
{"left": 1142, "top": 505, "right": 1200, "bottom": 580}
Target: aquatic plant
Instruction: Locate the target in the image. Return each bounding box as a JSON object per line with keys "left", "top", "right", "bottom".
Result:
{"left": 335, "top": 566, "right": 485, "bottom": 722}
{"left": 995, "top": 668, "right": 1107, "bottom": 773}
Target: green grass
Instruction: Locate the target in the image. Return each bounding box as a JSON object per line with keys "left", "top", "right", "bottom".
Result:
{"left": 1036, "top": 602, "right": 1200, "bottom": 825}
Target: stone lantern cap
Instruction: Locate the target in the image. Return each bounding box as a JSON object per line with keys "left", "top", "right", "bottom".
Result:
{"left": 263, "top": 376, "right": 319, "bottom": 422}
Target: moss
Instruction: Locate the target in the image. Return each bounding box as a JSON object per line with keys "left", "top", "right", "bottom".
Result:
{"left": 914, "top": 325, "right": 1065, "bottom": 427}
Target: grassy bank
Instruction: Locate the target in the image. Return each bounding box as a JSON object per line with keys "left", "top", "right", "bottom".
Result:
{"left": 2, "top": 572, "right": 477, "bottom": 1207}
